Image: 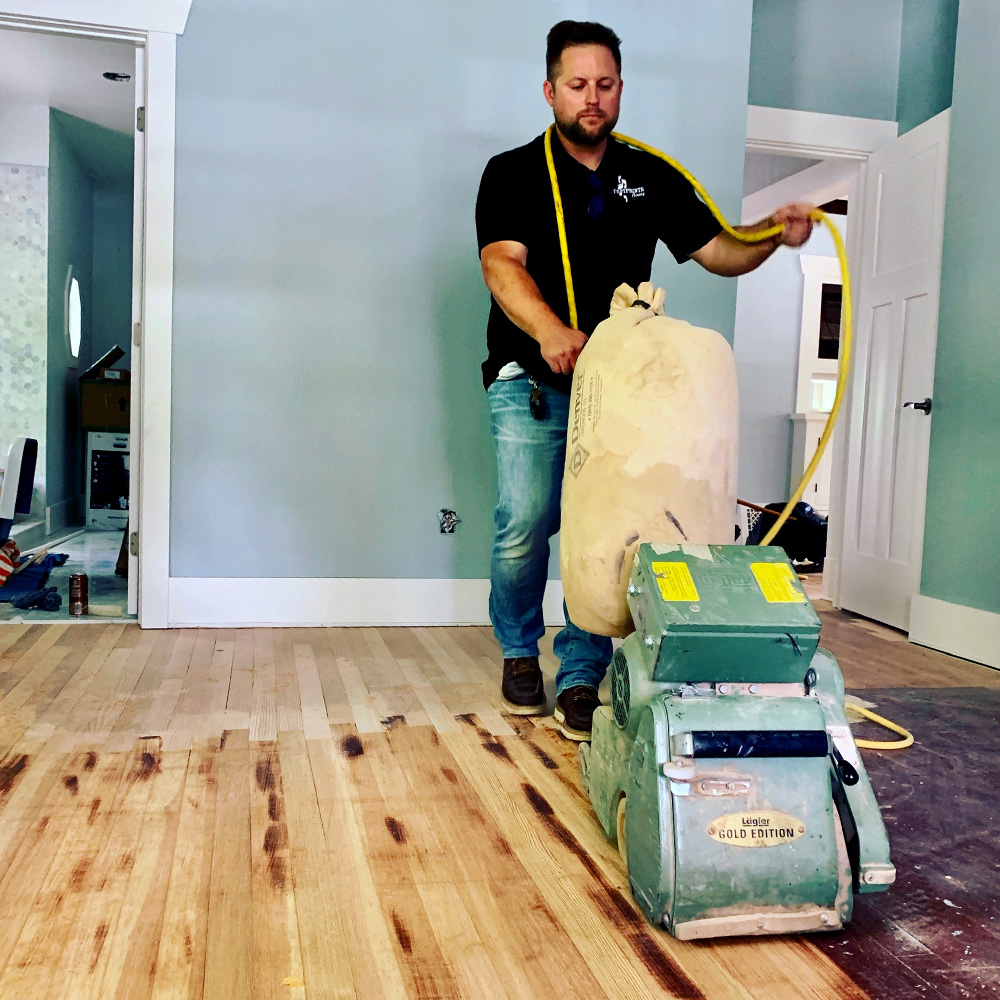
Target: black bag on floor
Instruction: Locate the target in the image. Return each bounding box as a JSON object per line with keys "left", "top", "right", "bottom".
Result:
{"left": 747, "top": 501, "right": 828, "bottom": 568}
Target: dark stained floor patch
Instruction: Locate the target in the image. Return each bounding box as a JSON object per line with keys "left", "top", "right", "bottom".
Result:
{"left": 528, "top": 742, "right": 559, "bottom": 769}
{"left": 522, "top": 782, "right": 704, "bottom": 999}
{"left": 384, "top": 817, "right": 407, "bottom": 844}
{"left": 340, "top": 735, "right": 364, "bottom": 758}
{"left": 816, "top": 687, "right": 1000, "bottom": 1000}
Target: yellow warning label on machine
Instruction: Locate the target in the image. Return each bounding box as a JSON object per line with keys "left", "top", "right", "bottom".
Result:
{"left": 708, "top": 811, "right": 805, "bottom": 848}
{"left": 652, "top": 562, "right": 700, "bottom": 602}
{"left": 751, "top": 562, "right": 807, "bottom": 603}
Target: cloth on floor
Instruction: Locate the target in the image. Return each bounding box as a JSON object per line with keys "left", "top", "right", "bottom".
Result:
{"left": 11, "top": 586, "right": 62, "bottom": 611}
{"left": 0, "top": 553, "right": 69, "bottom": 601}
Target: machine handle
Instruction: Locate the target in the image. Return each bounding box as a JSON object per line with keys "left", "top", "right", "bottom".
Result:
{"left": 830, "top": 744, "right": 860, "bottom": 786}
{"left": 903, "top": 397, "right": 932, "bottom": 414}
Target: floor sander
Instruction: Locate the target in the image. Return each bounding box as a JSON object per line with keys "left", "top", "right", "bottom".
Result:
{"left": 542, "top": 125, "right": 899, "bottom": 940}
{"left": 579, "top": 543, "right": 894, "bottom": 940}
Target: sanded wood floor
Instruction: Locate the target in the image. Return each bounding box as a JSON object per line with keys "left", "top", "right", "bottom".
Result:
{"left": 0, "top": 607, "right": 995, "bottom": 1000}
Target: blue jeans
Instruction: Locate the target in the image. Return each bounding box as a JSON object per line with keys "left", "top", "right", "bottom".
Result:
{"left": 487, "top": 374, "right": 612, "bottom": 694}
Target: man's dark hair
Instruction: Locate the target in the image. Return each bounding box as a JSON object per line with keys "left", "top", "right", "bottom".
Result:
{"left": 546, "top": 21, "right": 622, "bottom": 83}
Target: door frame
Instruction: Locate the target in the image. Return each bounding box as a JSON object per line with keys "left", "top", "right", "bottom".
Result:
{"left": 743, "top": 106, "right": 898, "bottom": 608}
{"left": 0, "top": 0, "right": 193, "bottom": 627}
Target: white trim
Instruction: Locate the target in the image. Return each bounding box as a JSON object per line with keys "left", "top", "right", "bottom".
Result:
{"left": 0, "top": 1, "right": 191, "bottom": 35}
{"left": 137, "top": 32, "right": 177, "bottom": 627}
{"left": 909, "top": 595, "right": 1000, "bottom": 671}
{"left": 746, "top": 106, "right": 898, "bottom": 160}
{"left": 0, "top": 1, "right": 191, "bottom": 628}
{"left": 795, "top": 254, "right": 842, "bottom": 414}
{"left": 167, "top": 578, "right": 567, "bottom": 629}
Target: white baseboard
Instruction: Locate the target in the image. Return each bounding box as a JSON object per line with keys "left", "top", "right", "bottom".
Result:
{"left": 167, "top": 577, "right": 567, "bottom": 629}
{"left": 909, "top": 594, "right": 1000, "bottom": 670}
{"left": 46, "top": 495, "right": 84, "bottom": 536}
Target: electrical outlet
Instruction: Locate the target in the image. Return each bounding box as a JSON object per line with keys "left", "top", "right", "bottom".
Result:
{"left": 438, "top": 509, "right": 461, "bottom": 533}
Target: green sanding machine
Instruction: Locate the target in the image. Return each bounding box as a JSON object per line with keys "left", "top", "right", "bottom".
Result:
{"left": 580, "top": 542, "right": 894, "bottom": 941}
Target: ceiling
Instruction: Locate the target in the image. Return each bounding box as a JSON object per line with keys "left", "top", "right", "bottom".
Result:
{"left": 743, "top": 152, "right": 822, "bottom": 198}
{"left": 0, "top": 27, "right": 136, "bottom": 135}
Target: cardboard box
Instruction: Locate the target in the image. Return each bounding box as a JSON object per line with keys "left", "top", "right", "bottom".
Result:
{"left": 80, "top": 346, "right": 130, "bottom": 431}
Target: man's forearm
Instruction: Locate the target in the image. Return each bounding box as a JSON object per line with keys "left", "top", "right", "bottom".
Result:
{"left": 716, "top": 219, "right": 782, "bottom": 276}
{"left": 482, "top": 254, "right": 565, "bottom": 343}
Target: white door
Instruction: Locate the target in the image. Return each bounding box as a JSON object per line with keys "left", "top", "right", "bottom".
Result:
{"left": 127, "top": 44, "right": 145, "bottom": 615}
{"left": 838, "top": 110, "right": 950, "bottom": 630}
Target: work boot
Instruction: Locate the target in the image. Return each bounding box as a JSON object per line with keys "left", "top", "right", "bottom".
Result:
{"left": 501, "top": 657, "right": 546, "bottom": 715}
{"left": 554, "top": 685, "right": 601, "bottom": 742}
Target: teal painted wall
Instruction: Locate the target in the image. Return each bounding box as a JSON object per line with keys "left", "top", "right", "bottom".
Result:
{"left": 91, "top": 184, "right": 133, "bottom": 371}
{"left": 170, "top": 0, "right": 754, "bottom": 579}
{"left": 921, "top": 0, "right": 1000, "bottom": 615}
{"left": 47, "top": 110, "right": 91, "bottom": 512}
{"left": 749, "top": 0, "right": 902, "bottom": 121}
{"left": 749, "top": 0, "right": 958, "bottom": 132}
{"left": 896, "top": 0, "right": 959, "bottom": 135}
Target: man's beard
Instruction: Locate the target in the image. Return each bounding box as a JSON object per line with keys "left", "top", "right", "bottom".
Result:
{"left": 554, "top": 109, "right": 618, "bottom": 147}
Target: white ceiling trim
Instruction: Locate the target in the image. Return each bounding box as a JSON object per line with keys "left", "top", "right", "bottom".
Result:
{"left": 0, "top": 0, "right": 192, "bottom": 36}
{"left": 747, "top": 105, "right": 898, "bottom": 161}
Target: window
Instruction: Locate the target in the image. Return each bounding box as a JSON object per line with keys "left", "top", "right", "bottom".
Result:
{"left": 796, "top": 255, "right": 842, "bottom": 413}
{"left": 818, "top": 283, "right": 842, "bottom": 360}
{"left": 65, "top": 268, "right": 82, "bottom": 360}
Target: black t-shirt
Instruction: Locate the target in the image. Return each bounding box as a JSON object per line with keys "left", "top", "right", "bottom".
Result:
{"left": 475, "top": 132, "right": 722, "bottom": 392}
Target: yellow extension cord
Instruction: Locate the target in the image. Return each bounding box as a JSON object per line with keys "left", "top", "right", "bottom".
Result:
{"left": 544, "top": 125, "right": 914, "bottom": 751}
{"left": 847, "top": 700, "right": 915, "bottom": 750}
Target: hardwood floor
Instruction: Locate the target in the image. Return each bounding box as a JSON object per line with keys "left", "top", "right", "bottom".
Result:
{"left": 0, "top": 612, "right": 993, "bottom": 1000}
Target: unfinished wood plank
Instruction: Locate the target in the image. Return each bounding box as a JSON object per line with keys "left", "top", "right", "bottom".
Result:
{"left": 250, "top": 629, "right": 278, "bottom": 743}
{"left": 201, "top": 639, "right": 236, "bottom": 742}
{"left": 160, "top": 631, "right": 217, "bottom": 751}
{"left": 22, "top": 625, "right": 126, "bottom": 744}
{"left": 203, "top": 729, "right": 253, "bottom": 1000}
{"left": 293, "top": 643, "right": 331, "bottom": 742}
{"left": 149, "top": 740, "right": 220, "bottom": 1000}
{"left": 249, "top": 742, "right": 304, "bottom": 1000}
{"left": 279, "top": 740, "right": 356, "bottom": 1000}
{"left": 338, "top": 656, "right": 386, "bottom": 734}
{"left": 0, "top": 747, "right": 132, "bottom": 998}
{"left": 224, "top": 629, "right": 254, "bottom": 732}
{"left": 396, "top": 659, "right": 460, "bottom": 735}
{"left": 46, "top": 739, "right": 172, "bottom": 1000}
{"left": 98, "top": 748, "right": 189, "bottom": 1000}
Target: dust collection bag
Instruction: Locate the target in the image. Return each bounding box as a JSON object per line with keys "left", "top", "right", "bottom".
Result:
{"left": 560, "top": 282, "right": 739, "bottom": 637}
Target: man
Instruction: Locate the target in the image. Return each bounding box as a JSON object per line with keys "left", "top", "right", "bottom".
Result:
{"left": 476, "top": 20, "right": 814, "bottom": 741}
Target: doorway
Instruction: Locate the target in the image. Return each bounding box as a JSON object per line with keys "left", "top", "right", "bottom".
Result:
{"left": 0, "top": 26, "right": 141, "bottom": 622}
{"left": 734, "top": 148, "right": 858, "bottom": 600}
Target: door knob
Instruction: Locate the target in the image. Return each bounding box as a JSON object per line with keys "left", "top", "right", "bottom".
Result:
{"left": 903, "top": 397, "right": 932, "bottom": 414}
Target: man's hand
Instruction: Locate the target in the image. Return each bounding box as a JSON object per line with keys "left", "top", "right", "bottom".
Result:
{"left": 773, "top": 202, "right": 815, "bottom": 248}
{"left": 537, "top": 322, "right": 588, "bottom": 375}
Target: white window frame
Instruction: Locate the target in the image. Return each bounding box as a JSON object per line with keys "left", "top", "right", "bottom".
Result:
{"left": 796, "top": 254, "right": 843, "bottom": 414}
{"left": 0, "top": 0, "right": 193, "bottom": 627}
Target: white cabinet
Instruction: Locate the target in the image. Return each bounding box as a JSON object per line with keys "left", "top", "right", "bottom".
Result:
{"left": 790, "top": 413, "right": 834, "bottom": 515}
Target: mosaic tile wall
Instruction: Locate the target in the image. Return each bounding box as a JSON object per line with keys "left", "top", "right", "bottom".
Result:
{"left": 0, "top": 162, "right": 47, "bottom": 511}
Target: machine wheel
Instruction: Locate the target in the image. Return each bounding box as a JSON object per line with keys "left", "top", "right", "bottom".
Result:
{"left": 615, "top": 795, "right": 629, "bottom": 874}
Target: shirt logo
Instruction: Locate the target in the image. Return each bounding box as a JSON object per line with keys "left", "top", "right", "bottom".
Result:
{"left": 615, "top": 175, "right": 645, "bottom": 202}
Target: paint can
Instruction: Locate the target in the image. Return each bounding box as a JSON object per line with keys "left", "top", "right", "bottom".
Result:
{"left": 69, "top": 573, "right": 89, "bottom": 616}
